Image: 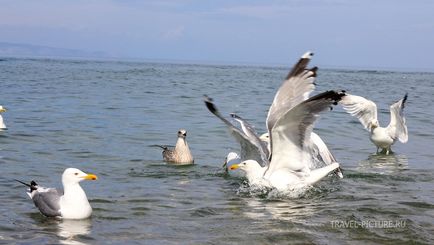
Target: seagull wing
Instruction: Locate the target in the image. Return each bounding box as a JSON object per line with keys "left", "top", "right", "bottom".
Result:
{"left": 266, "top": 90, "right": 345, "bottom": 174}
{"left": 230, "top": 113, "right": 270, "bottom": 165}
{"left": 340, "top": 94, "right": 378, "bottom": 130}
{"left": 386, "top": 93, "right": 408, "bottom": 143}
{"left": 31, "top": 187, "right": 62, "bottom": 217}
{"left": 310, "top": 132, "right": 336, "bottom": 166}
{"left": 266, "top": 52, "right": 317, "bottom": 134}
{"left": 204, "top": 95, "right": 268, "bottom": 166}
{"left": 310, "top": 132, "right": 343, "bottom": 178}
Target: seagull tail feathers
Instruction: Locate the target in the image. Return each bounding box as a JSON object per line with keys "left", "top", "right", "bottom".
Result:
{"left": 304, "top": 162, "right": 340, "bottom": 185}
{"left": 14, "top": 179, "right": 38, "bottom": 192}
{"left": 149, "top": 144, "right": 169, "bottom": 150}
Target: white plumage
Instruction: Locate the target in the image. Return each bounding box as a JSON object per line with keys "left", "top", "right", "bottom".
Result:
{"left": 17, "top": 168, "right": 98, "bottom": 219}
{"left": 0, "top": 105, "right": 7, "bottom": 130}
{"left": 232, "top": 91, "right": 345, "bottom": 191}
{"left": 340, "top": 93, "right": 408, "bottom": 154}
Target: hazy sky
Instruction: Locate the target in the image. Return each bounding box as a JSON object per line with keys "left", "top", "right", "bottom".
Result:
{"left": 1, "top": 0, "right": 433, "bottom": 70}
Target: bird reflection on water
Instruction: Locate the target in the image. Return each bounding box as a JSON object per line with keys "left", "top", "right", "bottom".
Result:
{"left": 358, "top": 153, "right": 409, "bottom": 174}
{"left": 57, "top": 219, "right": 92, "bottom": 245}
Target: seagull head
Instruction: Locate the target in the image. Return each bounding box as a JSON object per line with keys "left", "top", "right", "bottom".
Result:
{"left": 0, "top": 106, "right": 6, "bottom": 113}
{"left": 259, "top": 133, "right": 270, "bottom": 143}
{"left": 368, "top": 119, "right": 379, "bottom": 129}
{"left": 62, "top": 168, "right": 98, "bottom": 186}
{"left": 177, "top": 129, "right": 187, "bottom": 139}
{"left": 225, "top": 152, "right": 240, "bottom": 163}
{"left": 223, "top": 152, "right": 241, "bottom": 169}
{"left": 230, "top": 160, "right": 262, "bottom": 173}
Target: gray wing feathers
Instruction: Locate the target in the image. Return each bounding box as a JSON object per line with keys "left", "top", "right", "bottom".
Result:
{"left": 266, "top": 52, "right": 317, "bottom": 134}
{"left": 230, "top": 113, "right": 270, "bottom": 165}
{"left": 269, "top": 91, "right": 345, "bottom": 172}
{"left": 310, "top": 132, "right": 336, "bottom": 165}
{"left": 310, "top": 132, "right": 343, "bottom": 178}
{"left": 204, "top": 96, "right": 268, "bottom": 166}
{"left": 32, "top": 188, "right": 62, "bottom": 217}
{"left": 387, "top": 93, "right": 408, "bottom": 143}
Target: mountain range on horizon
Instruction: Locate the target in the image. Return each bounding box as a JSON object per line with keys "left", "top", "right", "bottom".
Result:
{"left": 0, "top": 42, "right": 110, "bottom": 59}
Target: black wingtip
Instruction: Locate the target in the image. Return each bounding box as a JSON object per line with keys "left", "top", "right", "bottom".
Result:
{"left": 308, "top": 90, "right": 346, "bottom": 105}
{"left": 403, "top": 93, "right": 408, "bottom": 103}
{"left": 203, "top": 95, "right": 218, "bottom": 114}
{"left": 400, "top": 92, "right": 408, "bottom": 109}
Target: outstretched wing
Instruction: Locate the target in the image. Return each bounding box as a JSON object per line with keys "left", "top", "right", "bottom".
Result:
{"left": 386, "top": 93, "right": 408, "bottom": 143}
{"left": 204, "top": 95, "right": 268, "bottom": 166}
{"left": 230, "top": 113, "right": 270, "bottom": 164}
{"left": 340, "top": 93, "right": 378, "bottom": 130}
{"left": 266, "top": 90, "right": 345, "bottom": 175}
{"left": 266, "top": 52, "right": 317, "bottom": 134}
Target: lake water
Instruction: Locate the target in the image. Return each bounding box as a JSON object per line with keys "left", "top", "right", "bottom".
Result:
{"left": 0, "top": 57, "right": 433, "bottom": 244}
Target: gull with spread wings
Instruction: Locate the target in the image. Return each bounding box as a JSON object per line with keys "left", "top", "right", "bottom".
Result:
{"left": 231, "top": 90, "right": 345, "bottom": 191}
{"left": 340, "top": 93, "right": 408, "bottom": 155}
{"left": 205, "top": 52, "right": 344, "bottom": 190}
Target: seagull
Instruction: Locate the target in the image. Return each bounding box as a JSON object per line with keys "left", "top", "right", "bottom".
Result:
{"left": 15, "top": 168, "right": 98, "bottom": 219}
{"left": 153, "top": 129, "right": 194, "bottom": 164}
{"left": 204, "top": 51, "right": 343, "bottom": 178}
{"left": 340, "top": 93, "right": 408, "bottom": 155}
{"left": 0, "top": 105, "right": 7, "bottom": 130}
{"left": 222, "top": 152, "right": 242, "bottom": 176}
{"left": 231, "top": 90, "right": 345, "bottom": 191}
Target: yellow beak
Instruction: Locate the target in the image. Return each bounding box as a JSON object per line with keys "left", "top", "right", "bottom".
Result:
{"left": 82, "top": 174, "right": 98, "bottom": 180}
{"left": 229, "top": 164, "right": 240, "bottom": 170}
{"left": 0, "top": 108, "right": 6, "bottom": 113}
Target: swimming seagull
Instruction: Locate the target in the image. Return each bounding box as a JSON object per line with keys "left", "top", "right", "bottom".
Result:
{"left": 230, "top": 90, "right": 345, "bottom": 191}
{"left": 15, "top": 168, "right": 98, "bottom": 219}
{"left": 340, "top": 93, "right": 408, "bottom": 155}
{"left": 0, "top": 105, "right": 7, "bottom": 130}
{"left": 154, "top": 129, "right": 194, "bottom": 164}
